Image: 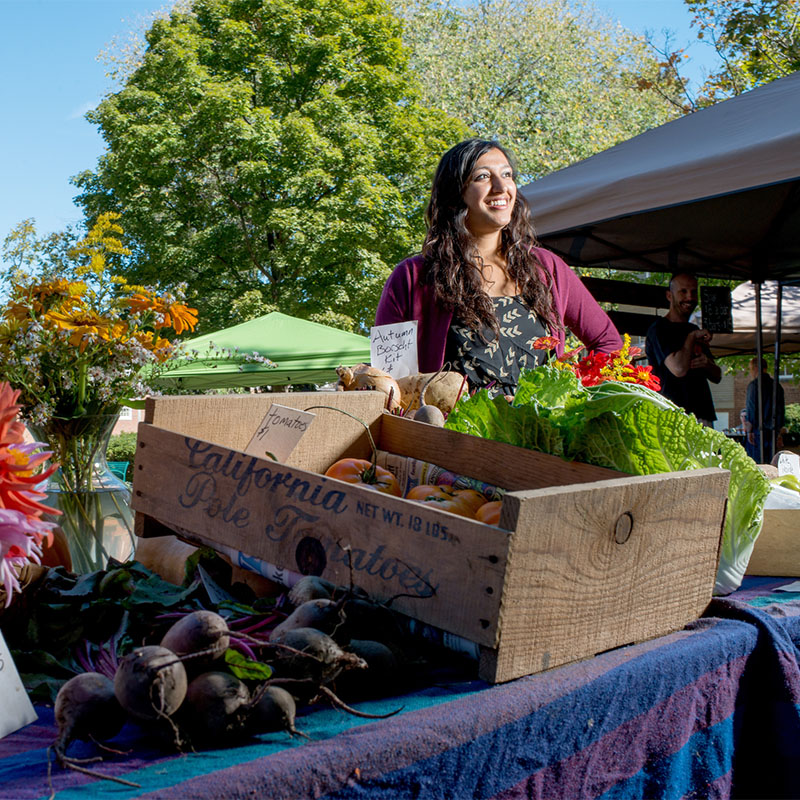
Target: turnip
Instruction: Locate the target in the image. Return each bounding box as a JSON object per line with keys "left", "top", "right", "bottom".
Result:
{"left": 180, "top": 671, "right": 251, "bottom": 745}
{"left": 160, "top": 609, "right": 230, "bottom": 666}
{"left": 53, "top": 672, "right": 126, "bottom": 757}
{"left": 114, "top": 645, "right": 188, "bottom": 721}
{"left": 269, "top": 598, "right": 345, "bottom": 642}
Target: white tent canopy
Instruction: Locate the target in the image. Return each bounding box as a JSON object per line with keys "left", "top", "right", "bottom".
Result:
{"left": 701, "top": 281, "right": 800, "bottom": 357}
{"left": 519, "top": 70, "right": 800, "bottom": 282}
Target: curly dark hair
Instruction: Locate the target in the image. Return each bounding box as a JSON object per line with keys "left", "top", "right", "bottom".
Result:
{"left": 421, "top": 138, "right": 560, "bottom": 339}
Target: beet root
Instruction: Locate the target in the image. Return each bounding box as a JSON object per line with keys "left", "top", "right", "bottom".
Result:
{"left": 269, "top": 599, "right": 345, "bottom": 642}
{"left": 270, "top": 626, "right": 366, "bottom": 685}
{"left": 114, "top": 645, "right": 188, "bottom": 721}
{"left": 249, "top": 686, "right": 304, "bottom": 737}
{"left": 54, "top": 672, "right": 126, "bottom": 756}
{"left": 180, "top": 671, "right": 251, "bottom": 745}
{"left": 160, "top": 609, "right": 230, "bottom": 667}
{"left": 287, "top": 575, "right": 334, "bottom": 606}
{"left": 335, "top": 640, "right": 401, "bottom": 700}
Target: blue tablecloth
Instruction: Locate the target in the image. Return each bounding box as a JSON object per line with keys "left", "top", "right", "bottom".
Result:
{"left": 2, "top": 576, "right": 800, "bottom": 800}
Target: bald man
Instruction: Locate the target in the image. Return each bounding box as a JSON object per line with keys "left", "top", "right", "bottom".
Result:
{"left": 645, "top": 273, "right": 722, "bottom": 426}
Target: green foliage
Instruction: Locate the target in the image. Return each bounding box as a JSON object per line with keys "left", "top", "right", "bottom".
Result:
{"left": 106, "top": 432, "right": 138, "bottom": 479}
{"left": 74, "top": 0, "right": 466, "bottom": 333}
{"left": 1, "top": 219, "right": 82, "bottom": 286}
{"left": 685, "top": 0, "right": 800, "bottom": 100}
{"left": 785, "top": 402, "right": 800, "bottom": 434}
{"left": 395, "top": 0, "right": 680, "bottom": 180}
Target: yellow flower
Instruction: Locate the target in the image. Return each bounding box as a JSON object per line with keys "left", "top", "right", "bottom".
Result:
{"left": 44, "top": 308, "right": 115, "bottom": 352}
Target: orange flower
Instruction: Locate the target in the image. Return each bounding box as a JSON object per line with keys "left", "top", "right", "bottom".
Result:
{"left": 159, "top": 302, "right": 198, "bottom": 335}
{"left": 127, "top": 294, "right": 198, "bottom": 335}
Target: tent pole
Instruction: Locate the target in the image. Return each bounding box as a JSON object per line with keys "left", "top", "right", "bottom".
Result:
{"left": 772, "top": 283, "right": 784, "bottom": 457}
{"left": 755, "top": 282, "right": 765, "bottom": 463}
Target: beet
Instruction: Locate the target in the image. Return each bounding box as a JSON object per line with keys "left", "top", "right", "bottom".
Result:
{"left": 270, "top": 627, "right": 366, "bottom": 684}
{"left": 114, "top": 645, "right": 188, "bottom": 721}
{"left": 180, "top": 671, "right": 251, "bottom": 745}
{"left": 287, "top": 576, "right": 335, "bottom": 606}
{"left": 269, "top": 599, "right": 345, "bottom": 642}
{"left": 160, "top": 609, "right": 230, "bottom": 668}
{"left": 249, "top": 685, "right": 302, "bottom": 737}
{"left": 54, "top": 672, "right": 126, "bottom": 756}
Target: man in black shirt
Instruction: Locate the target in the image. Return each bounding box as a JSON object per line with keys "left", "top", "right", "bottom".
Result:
{"left": 645, "top": 273, "right": 722, "bottom": 425}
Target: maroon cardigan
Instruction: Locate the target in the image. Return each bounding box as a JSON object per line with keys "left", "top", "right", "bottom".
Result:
{"left": 375, "top": 248, "right": 622, "bottom": 373}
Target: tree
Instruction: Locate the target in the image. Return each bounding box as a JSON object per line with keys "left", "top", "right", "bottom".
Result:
{"left": 75, "top": 0, "right": 466, "bottom": 332}
{"left": 685, "top": 0, "right": 800, "bottom": 100}
{"left": 394, "top": 0, "right": 682, "bottom": 181}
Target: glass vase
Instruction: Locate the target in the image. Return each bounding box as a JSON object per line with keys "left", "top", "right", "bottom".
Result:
{"left": 28, "top": 413, "right": 135, "bottom": 574}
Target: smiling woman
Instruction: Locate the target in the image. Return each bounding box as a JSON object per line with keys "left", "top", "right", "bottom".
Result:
{"left": 375, "top": 138, "right": 622, "bottom": 396}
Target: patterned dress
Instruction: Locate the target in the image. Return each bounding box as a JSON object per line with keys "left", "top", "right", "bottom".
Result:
{"left": 445, "top": 296, "right": 549, "bottom": 396}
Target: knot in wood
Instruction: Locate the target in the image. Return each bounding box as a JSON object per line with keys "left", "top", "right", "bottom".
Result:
{"left": 614, "top": 512, "right": 634, "bottom": 545}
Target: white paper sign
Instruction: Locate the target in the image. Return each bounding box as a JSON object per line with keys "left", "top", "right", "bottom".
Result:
{"left": 370, "top": 321, "right": 418, "bottom": 378}
{"left": 0, "top": 629, "right": 37, "bottom": 739}
{"left": 777, "top": 451, "right": 800, "bottom": 478}
{"left": 244, "top": 404, "right": 316, "bottom": 463}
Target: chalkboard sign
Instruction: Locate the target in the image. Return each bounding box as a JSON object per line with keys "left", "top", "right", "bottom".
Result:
{"left": 701, "top": 286, "right": 733, "bottom": 333}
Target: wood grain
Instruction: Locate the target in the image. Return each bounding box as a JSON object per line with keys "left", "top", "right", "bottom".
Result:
{"left": 132, "top": 423, "right": 508, "bottom": 646}
{"left": 480, "top": 468, "right": 730, "bottom": 683}
{"left": 746, "top": 509, "right": 800, "bottom": 576}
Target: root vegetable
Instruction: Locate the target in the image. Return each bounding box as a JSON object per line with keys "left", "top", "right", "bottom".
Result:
{"left": 114, "top": 645, "right": 187, "bottom": 721}
{"left": 336, "top": 364, "right": 401, "bottom": 411}
{"left": 180, "top": 671, "right": 251, "bottom": 745}
{"left": 336, "top": 640, "right": 400, "bottom": 700}
{"left": 337, "top": 597, "right": 404, "bottom": 646}
{"left": 270, "top": 627, "right": 366, "bottom": 684}
{"left": 160, "top": 610, "right": 230, "bottom": 665}
{"left": 288, "top": 575, "right": 335, "bottom": 606}
{"left": 411, "top": 404, "right": 445, "bottom": 426}
{"left": 54, "top": 672, "right": 125, "bottom": 756}
{"left": 249, "top": 686, "right": 303, "bottom": 738}
{"left": 396, "top": 371, "right": 465, "bottom": 415}
{"left": 269, "top": 599, "right": 345, "bottom": 642}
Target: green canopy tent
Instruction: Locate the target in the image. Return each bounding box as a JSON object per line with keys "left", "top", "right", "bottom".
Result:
{"left": 152, "top": 312, "right": 371, "bottom": 390}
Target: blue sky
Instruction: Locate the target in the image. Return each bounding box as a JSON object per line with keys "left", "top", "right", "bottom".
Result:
{"left": 0, "top": 0, "right": 719, "bottom": 253}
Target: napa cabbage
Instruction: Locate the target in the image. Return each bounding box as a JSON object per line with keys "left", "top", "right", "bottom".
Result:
{"left": 445, "top": 366, "right": 770, "bottom": 595}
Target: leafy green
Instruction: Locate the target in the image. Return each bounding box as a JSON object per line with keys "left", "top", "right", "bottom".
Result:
{"left": 225, "top": 649, "right": 273, "bottom": 681}
{"left": 446, "top": 366, "right": 771, "bottom": 594}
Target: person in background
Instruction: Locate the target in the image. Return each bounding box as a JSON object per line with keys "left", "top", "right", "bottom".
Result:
{"left": 375, "top": 138, "right": 621, "bottom": 397}
{"left": 744, "top": 357, "right": 785, "bottom": 463}
{"left": 645, "top": 273, "right": 722, "bottom": 426}
{"left": 739, "top": 408, "right": 748, "bottom": 434}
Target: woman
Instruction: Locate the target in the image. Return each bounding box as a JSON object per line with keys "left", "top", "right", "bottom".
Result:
{"left": 375, "top": 138, "right": 622, "bottom": 395}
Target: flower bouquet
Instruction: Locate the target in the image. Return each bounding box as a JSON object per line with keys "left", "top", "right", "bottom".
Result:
{"left": 0, "top": 213, "right": 200, "bottom": 573}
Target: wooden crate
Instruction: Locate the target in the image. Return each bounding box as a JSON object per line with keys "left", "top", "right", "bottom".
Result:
{"left": 746, "top": 510, "right": 800, "bottom": 577}
{"left": 132, "top": 392, "right": 729, "bottom": 683}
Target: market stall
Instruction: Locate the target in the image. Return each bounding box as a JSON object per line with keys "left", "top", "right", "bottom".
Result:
{"left": 153, "top": 311, "right": 371, "bottom": 390}
{"left": 519, "top": 69, "right": 800, "bottom": 462}
{"left": 3, "top": 576, "right": 800, "bottom": 800}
